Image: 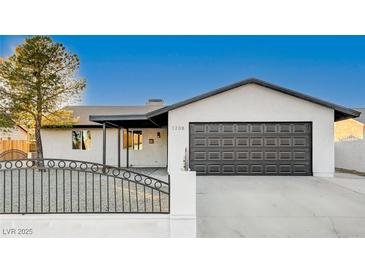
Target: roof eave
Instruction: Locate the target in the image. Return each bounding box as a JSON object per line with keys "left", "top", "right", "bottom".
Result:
{"left": 147, "top": 78, "right": 361, "bottom": 121}
{"left": 89, "top": 114, "right": 148, "bottom": 122}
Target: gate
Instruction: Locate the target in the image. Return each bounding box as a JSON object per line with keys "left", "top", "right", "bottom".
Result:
{"left": 0, "top": 149, "right": 28, "bottom": 161}
{"left": 0, "top": 140, "right": 29, "bottom": 161}
{"left": 0, "top": 159, "right": 169, "bottom": 214}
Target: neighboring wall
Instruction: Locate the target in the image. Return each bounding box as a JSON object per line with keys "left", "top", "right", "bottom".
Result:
{"left": 168, "top": 83, "right": 335, "bottom": 177}
{"left": 334, "top": 119, "right": 364, "bottom": 141}
{"left": 335, "top": 139, "right": 365, "bottom": 173}
{"left": 41, "top": 127, "right": 167, "bottom": 167}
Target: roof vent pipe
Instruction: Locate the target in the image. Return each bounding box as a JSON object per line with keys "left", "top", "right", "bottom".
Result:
{"left": 145, "top": 99, "right": 164, "bottom": 106}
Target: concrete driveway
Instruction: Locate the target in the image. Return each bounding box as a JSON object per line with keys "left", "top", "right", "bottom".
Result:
{"left": 197, "top": 173, "right": 365, "bottom": 238}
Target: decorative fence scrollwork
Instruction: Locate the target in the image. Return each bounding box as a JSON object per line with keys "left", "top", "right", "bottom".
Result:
{"left": 0, "top": 159, "right": 169, "bottom": 214}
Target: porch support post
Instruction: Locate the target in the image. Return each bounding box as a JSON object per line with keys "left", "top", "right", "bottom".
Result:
{"left": 126, "top": 127, "right": 129, "bottom": 168}
{"left": 102, "top": 122, "right": 106, "bottom": 166}
{"left": 117, "top": 127, "right": 121, "bottom": 168}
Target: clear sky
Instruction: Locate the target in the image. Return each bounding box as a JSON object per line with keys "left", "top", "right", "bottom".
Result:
{"left": 1, "top": 35, "right": 364, "bottom": 108}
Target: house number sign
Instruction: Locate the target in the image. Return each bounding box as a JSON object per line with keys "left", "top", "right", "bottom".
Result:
{"left": 171, "top": 125, "right": 185, "bottom": 131}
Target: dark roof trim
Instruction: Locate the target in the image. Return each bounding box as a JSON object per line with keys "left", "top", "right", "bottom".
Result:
{"left": 42, "top": 125, "right": 103, "bottom": 129}
{"left": 147, "top": 78, "right": 360, "bottom": 121}
{"left": 89, "top": 114, "right": 148, "bottom": 122}
{"left": 16, "top": 125, "right": 28, "bottom": 133}
{"left": 89, "top": 114, "right": 162, "bottom": 128}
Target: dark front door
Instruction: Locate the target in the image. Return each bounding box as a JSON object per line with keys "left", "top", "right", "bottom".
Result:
{"left": 189, "top": 122, "right": 312, "bottom": 176}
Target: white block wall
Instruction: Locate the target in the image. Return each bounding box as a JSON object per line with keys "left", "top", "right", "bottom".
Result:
{"left": 335, "top": 139, "right": 365, "bottom": 173}
{"left": 168, "top": 83, "right": 335, "bottom": 177}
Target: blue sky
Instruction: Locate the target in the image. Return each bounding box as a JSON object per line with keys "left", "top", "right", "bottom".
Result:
{"left": 1, "top": 35, "right": 364, "bottom": 108}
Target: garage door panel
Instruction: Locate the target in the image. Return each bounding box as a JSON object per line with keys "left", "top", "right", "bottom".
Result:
{"left": 208, "top": 151, "right": 221, "bottom": 160}
{"left": 293, "top": 124, "right": 307, "bottom": 133}
{"left": 193, "top": 151, "right": 207, "bottom": 160}
{"left": 265, "top": 165, "right": 278, "bottom": 174}
{"left": 250, "top": 124, "right": 264, "bottom": 133}
{"left": 222, "top": 165, "right": 235, "bottom": 174}
{"left": 250, "top": 151, "right": 264, "bottom": 160}
{"left": 293, "top": 137, "right": 308, "bottom": 147}
{"left": 250, "top": 138, "right": 264, "bottom": 147}
{"left": 190, "top": 122, "right": 312, "bottom": 176}
{"left": 222, "top": 151, "right": 235, "bottom": 160}
{"left": 222, "top": 124, "right": 234, "bottom": 133}
{"left": 278, "top": 124, "right": 291, "bottom": 133}
{"left": 236, "top": 151, "right": 249, "bottom": 160}
{"left": 279, "top": 151, "right": 292, "bottom": 160}
{"left": 207, "top": 165, "right": 221, "bottom": 174}
{"left": 265, "top": 151, "right": 278, "bottom": 160}
{"left": 237, "top": 165, "right": 249, "bottom": 174}
{"left": 264, "top": 124, "right": 278, "bottom": 133}
{"left": 237, "top": 124, "right": 249, "bottom": 133}
{"left": 250, "top": 165, "right": 263, "bottom": 174}
{"left": 193, "top": 138, "right": 206, "bottom": 146}
{"left": 222, "top": 138, "right": 235, "bottom": 147}
{"left": 264, "top": 138, "right": 278, "bottom": 146}
{"left": 207, "top": 124, "right": 220, "bottom": 133}
{"left": 236, "top": 137, "right": 249, "bottom": 146}
{"left": 191, "top": 124, "right": 206, "bottom": 133}
{"left": 293, "top": 151, "right": 307, "bottom": 160}
{"left": 279, "top": 138, "right": 291, "bottom": 147}
{"left": 279, "top": 165, "right": 292, "bottom": 174}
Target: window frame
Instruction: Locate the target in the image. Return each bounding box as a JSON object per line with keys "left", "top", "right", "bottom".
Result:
{"left": 72, "top": 129, "right": 92, "bottom": 151}
{"left": 123, "top": 129, "right": 143, "bottom": 150}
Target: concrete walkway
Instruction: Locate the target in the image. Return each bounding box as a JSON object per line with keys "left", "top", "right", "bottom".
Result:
{"left": 197, "top": 173, "right": 365, "bottom": 237}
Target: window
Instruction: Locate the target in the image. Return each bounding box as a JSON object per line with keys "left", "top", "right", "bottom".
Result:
{"left": 123, "top": 129, "right": 143, "bottom": 150}
{"left": 72, "top": 130, "right": 91, "bottom": 150}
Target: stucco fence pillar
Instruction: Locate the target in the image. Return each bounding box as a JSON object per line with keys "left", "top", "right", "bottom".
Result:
{"left": 168, "top": 171, "right": 197, "bottom": 237}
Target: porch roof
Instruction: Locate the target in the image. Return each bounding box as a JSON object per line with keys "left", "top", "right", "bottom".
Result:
{"left": 89, "top": 113, "right": 167, "bottom": 128}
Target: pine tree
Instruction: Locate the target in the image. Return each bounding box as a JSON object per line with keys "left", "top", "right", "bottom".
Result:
{"left": 0, "top": 36, "right": 86, "bottom": 159}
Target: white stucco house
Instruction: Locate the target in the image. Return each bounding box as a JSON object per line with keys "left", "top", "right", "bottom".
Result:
{"left": 41, "top": 78, "right": 360, "bottom": 177}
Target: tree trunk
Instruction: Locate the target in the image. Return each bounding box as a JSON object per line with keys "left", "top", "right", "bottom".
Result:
{"left": 35, "top": 116, "right": 43, "bottom": 160}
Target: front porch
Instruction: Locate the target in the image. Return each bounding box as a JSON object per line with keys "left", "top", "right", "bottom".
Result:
{"left": 89, "top": 112, "right": 168, "bottom": 170}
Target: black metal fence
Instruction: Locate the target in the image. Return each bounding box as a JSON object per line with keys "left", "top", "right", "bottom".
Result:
{"left": 0, "top": 159, "right": 169, "bottom": 214}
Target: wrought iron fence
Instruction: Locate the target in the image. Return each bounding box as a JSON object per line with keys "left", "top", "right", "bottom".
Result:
{"left": 0, "top": 159, "right": 169, "bottom": 214}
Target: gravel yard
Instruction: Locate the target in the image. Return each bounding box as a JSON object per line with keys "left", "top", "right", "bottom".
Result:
{"left": 0, "top": 168, "right": 169, "bottom": 214}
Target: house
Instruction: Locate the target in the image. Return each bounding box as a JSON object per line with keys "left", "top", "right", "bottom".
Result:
{"left": 334, "top": 108, "right": 365, "bottom": 141}
{"left": 0, "top": 125, "right": 28, "bottom": 141}
{"left": 41, "top": 78, "right": 360, "bottom": 177}
{"left": 41, "top": 100, "right": 168, "bottom": 167}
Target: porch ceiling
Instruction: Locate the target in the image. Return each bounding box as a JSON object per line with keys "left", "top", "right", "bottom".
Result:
{"left": 89, "top": 114, "right": 166, "bottom": 128}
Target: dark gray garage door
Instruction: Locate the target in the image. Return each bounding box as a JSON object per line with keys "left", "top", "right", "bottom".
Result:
{"left": 189, "top": 122, "right": 312, "bottom": 176}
